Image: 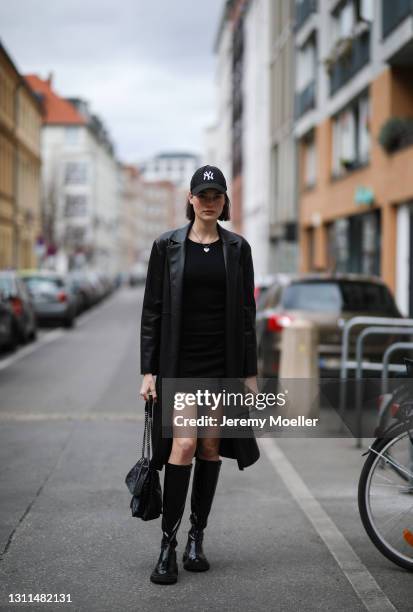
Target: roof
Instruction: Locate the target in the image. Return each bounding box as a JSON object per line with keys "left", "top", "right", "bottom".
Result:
{"left": 0, "top": 42, "right": 43, "bottom": 111}
{"left": 24, "top": 74, "right": 87, "bottom": 126}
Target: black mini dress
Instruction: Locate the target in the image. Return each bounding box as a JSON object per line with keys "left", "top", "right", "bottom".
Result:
{"left": 177, "top": 236, "right": 226, "bottom": 379}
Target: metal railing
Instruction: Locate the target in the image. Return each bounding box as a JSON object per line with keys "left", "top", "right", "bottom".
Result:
{"left": 382, "top": 341, "right": 413, "bottom": 394}
{"left": 329, "top": 29, "right": 370, "bottom": 96}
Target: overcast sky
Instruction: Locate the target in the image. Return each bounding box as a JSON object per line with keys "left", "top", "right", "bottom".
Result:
{"left": 0, "top": 0, "right": 225, "bottom": 163}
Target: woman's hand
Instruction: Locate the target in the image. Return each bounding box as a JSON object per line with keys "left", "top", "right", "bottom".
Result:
{"left": 140, "top": 373, "right": 157, "bottom": 401}
{"left": 244, "top": 375, "right": 258, "bottom": 395}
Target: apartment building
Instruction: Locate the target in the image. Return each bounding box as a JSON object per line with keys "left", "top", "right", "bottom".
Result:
{"left": 209, "top": 0, "right": 273, "bottom": 277}
{"left": 0, "top": 42, "right": 42, "bottom": 269}
{"left": 295, "top": 0, "right": 413, "bottom": 314}
{"left": 138, "top": 152, "right": 199, "bottom": 188}
{"left": 26, "top": 75, "right": 120, "bottom": 274}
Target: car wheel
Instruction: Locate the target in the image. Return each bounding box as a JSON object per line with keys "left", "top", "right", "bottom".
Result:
{"left": 19, "top": 327, "right": 31, "bottom": 345}
{"left": 64, "top": 316, "right": 75, "bottom": 329}
{"left": 7, "top": 323, "right": 18, "bottom": 352}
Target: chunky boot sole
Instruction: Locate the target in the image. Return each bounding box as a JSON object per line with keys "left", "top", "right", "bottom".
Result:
{"left": 150, "top": 559, "right": 178, "bottom": 584}
{"left": 150, "top": 571, "right": 178, "bottom": 585}
{"left": 182, "top": 551, "right": 210, "bottom": 572}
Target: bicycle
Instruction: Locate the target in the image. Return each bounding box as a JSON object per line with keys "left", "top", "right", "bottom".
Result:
{"left": 358, "top": 359, "right": 413, "bottom": 571}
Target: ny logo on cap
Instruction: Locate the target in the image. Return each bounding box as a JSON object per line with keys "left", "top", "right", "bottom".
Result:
{"left": 204, "top": 170, "right": 214, "bottom": 181}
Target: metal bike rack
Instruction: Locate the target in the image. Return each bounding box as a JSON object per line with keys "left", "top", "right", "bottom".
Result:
{"left": 355, "top": 327, "right": 413, "bottom": 447}
{"left": 381, "top": 341, "right": 413, "bottom": 395}
{"left": 339, "top": 316, "right": 413, "bottom": 446}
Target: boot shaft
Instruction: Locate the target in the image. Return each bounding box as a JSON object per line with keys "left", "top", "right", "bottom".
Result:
{"left": 190, "top": 457, "right": 222, "bottom": 531}
{"left": 161, "top": 462, "right": 193, "bottom": 543}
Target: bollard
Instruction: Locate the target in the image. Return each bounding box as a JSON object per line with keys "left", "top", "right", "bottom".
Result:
{"left": 279, "top": 319, "right": 319, "bottom": 420}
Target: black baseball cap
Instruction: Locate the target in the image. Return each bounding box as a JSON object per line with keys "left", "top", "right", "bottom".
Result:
{"left": 190, "top": 165, "right": 227, "bottom": 195}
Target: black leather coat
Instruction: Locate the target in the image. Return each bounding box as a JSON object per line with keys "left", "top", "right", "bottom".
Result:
{"left": 140, "top": 220, "right": 260, "bottom": 471}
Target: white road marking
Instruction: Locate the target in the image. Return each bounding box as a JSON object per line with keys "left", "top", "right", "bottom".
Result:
{"left": 0, "top": 413, "right": 144, "bottom": 421}
{"left": 261, "top": 437, "right": 397, "bottom": 612}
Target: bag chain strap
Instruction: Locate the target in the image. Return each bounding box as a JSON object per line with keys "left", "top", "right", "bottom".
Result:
{"left": 140, "top": 396, "right": 155, "bottom": 459}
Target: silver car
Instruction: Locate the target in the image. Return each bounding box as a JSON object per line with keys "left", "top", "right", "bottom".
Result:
{"left": 19, "top": 271, "right": 77, "bottom": 328}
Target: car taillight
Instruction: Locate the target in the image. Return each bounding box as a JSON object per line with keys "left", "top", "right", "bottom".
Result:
{"left": 57, "top": 291, "right": 67, "bottom": 303}
{"left": 10, "top": 297, "right": 23, "bottom": 316}
{"left": 266, "top": 314, "right": 292, "bottom": 333}
{"left": 390, "top": 403, "right": 401, "bottom": 417}
{"left": 377, "top": 394, "right": 400, "bottom": 417}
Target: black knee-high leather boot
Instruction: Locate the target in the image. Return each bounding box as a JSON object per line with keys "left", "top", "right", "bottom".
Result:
{"left": 183, "top": 457, "right": 222, "bottom": 571}
{"left": 150, "top": 462, "right": 192, "bottom": 585}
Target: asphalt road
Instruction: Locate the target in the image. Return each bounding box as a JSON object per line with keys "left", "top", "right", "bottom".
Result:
{"left": 0, "top": 287, "right": 412, "bottom": 611}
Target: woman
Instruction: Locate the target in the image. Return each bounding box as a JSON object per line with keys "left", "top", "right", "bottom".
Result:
{"left": 139, "top": 164, "right": 260, "bottom": 585}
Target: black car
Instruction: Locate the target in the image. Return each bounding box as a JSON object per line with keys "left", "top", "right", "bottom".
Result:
{"left": 0, "top": 271, "right": 37, "bottom": 343}
{"left": 0, "top": 291, "right": 17, "bottom": 351}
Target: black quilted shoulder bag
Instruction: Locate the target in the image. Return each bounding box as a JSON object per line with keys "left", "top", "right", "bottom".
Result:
{"left": 125, "top": 397, "right": 162, "bottom": 521}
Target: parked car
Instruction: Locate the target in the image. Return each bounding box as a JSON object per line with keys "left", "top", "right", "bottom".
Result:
{"left": 0, "top": 291, "right": 17, "bottom": 351}
{"left": 67, "top": 270, "right": 95, "bottom": 314}
{"left": 19, "top": 271, "right": 77, "bottom": 328}
{"left": 84, "top": 270, "right": 106, "bottom": 304}
{"left": 256, "top": 273, "right": 403, "bottom": 377}
{"left": 254, "top": 274, "right": 290, "bottom": 310}
{"left": 129, "top": 262, "right": 147, "bottom": 287}
{"left": 0, "top": 271, "right": 37, "bottom": 343}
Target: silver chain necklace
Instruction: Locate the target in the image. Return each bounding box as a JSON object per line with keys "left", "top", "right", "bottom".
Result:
{"left": 190, "top": 226, "right": 218, "bottom": 253}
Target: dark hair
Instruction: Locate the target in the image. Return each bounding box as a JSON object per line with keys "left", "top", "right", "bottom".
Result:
{"left": 185, "top": 193, "right": 231, "bottom": 221}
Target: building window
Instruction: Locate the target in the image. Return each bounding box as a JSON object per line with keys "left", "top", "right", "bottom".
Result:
{"left": 64, "top": 161, "right": 88, "bottom": 185}
{"left": 270, "top": 145, "right": 279, "bottom": 225}
{"left": 303, "top": 132, "right": 316, "bottom": 188}
{"left": 296, "top": 36, "right": 316, "bottom": 91}
{"left": 331, "top": 0, "right": 373, "bottom": 45}
{"left": 64, "top": 194, "right": 88, "bottom": 217}
{"left": 64, "top": 225, "right": 87, "bottom": 246}
{"left": 327, "top": 0, "right": 372, "bottom": 95}
{"left": 232, "top": 17, "right": 244, "bottom": 177}
{"left": 382, "top": 0, "right": 410, "bottom": 38}
{"left": 332, "top": 91, "right": 370, "bottom": 176}
{"left": 332, "top": 218, "right": 350, "bottom": 272}
{"left": 65, "top": 127, "right": 80, "bottom": 145}
{"left": 295, "top": 0, "right": 317, "bottom": 31}
{"left": 358, "top": 94, "right": 370, "bottom": 162}
{"left": 328, "top": 211, "right": 380, "bottom": 274}
{"left": 295, "top": 35, "right": 317, "bottom": 118}
{"left": 332, "top": 1, "right": 355, "bottom": 45}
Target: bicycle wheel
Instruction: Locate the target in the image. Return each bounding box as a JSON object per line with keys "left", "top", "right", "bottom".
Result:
{"left": 358, "top": 427, "right": 413, "bottom": 571}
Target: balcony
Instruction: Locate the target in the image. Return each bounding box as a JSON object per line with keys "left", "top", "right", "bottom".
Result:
{"left": 382, "top": 0, "right": 413, "bottom": 39}
{"left": 328, "top": 29, "right": 370, "bottom": 96}
{"left": 294, "top": 0, "right": 317, "bottom": 31}
{"left": 295, "top": 80, "right": 316, "bottom": 119}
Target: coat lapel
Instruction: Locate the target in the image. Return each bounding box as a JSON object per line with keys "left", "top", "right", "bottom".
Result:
{"left": 166, "top": 221, "right": 242, "bottom": 373}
